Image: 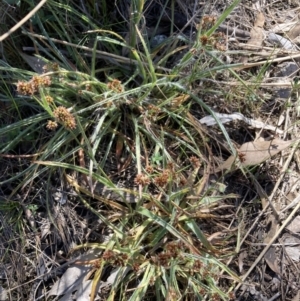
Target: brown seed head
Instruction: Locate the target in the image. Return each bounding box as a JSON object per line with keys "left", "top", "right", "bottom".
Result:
{"left": 134, "top": 173, "right": 150, "bottom": 186}
{"left": 107, "top": 79, "right": 123, "bottom": 93}
{"left": 53, "top": 106, "right": 76, "bottom": 130}
{"left": 46, "top": 120, "right": 58, "bottom": 130}
{"left": 45, "top": 95, "right": 54, "bottom": 103}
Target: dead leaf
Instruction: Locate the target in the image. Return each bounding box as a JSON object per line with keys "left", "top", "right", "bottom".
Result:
{"left": 254, "top": 12, "right": 265, "bottom": 28}
{"left": 265, "top": 246, "right": 281, "bottom": 274}
{"left": 288, "top": 23, "right": 300, "bottom": 40}
{"left": 199, "top": 112, "right": 283, "bottom": 134}
{"left": 238, "top": 138, "right": 295, "bottom": 165}
{"left": 0, "top": 286, "right": 7, "bottom": 301}
{"left": 49, "top": 252, "right": 99, "bottom": 297}
{"left": 106, "top": 267, "right": 131, "bottom": 284}
{"left": 264, "top": 215, "right": 280, "bottom": 274}
{"left": 284, "top": 236, "right": 300, "bottom": 262}
{"left": 287, "top": 216, "right": 300, "bottom": 233}
{"left": 240, "top": 12, "right": 265, "bottom": 64}
{"left": 76, "top": 280, "right": 101, "bottom": 301}
{"left": 271, "top": 21, "right": 298, "bottom": 34}
{"left": 246, "top": 12, "right": 265, "bottom": 48}
{"left": 291, "top": 291, "right": 300, "bottom": 301}
{"left": 48, "top": 264, "right": 91, "bottom": 297}
{"left": 216, "top": 138, "right": 296, "bottom": 172}
{"left": 19, "top": 53, "right": 47, "bottom": 74}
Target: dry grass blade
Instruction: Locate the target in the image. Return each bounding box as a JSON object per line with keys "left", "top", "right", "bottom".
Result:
{"left": 235, "top": 199, "right": 300, "bottom": 292}
{"left": 0, "top": 0, "right": 47, "bottom": 42}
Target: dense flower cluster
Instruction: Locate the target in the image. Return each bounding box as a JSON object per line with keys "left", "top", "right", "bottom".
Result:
{"left": 45, "top": 95, "right": 54, "bottom": 104}
{"left": 200, "top": 32, "right": 227, "bottom": 51}
{"left": 189, "top": 156, "right": 201, "bottom": 168}
{"left": 154, "top": 170, "right": 170, "bottom": 187}
{"left": 102, "top": 250, "right": 129, "bottom": 267}
{"left": 46, "top": 120, "right": 58, "bottom": 130}
{"left": 17, "top": 75, "right": 51, "bottom": 95}
{"left": 134, "top": 173, "right": 150, "bottom": 186}
{"left": 107, "top": 79, "right": 123, "bottom": 93}
{"left": 196, "top": 15, "right": 227, "bottom": 51}
{"left": 53, "top": 106, "right": 76, "bottom": 130}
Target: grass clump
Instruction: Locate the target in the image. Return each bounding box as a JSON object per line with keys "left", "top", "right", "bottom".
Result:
{"left": 0, "top": 0, "right": 245, "bottom": 300}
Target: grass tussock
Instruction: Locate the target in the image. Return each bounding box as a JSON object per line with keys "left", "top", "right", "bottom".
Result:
{"left": 1, "top": 0, "right": 284, "bottom": 300}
